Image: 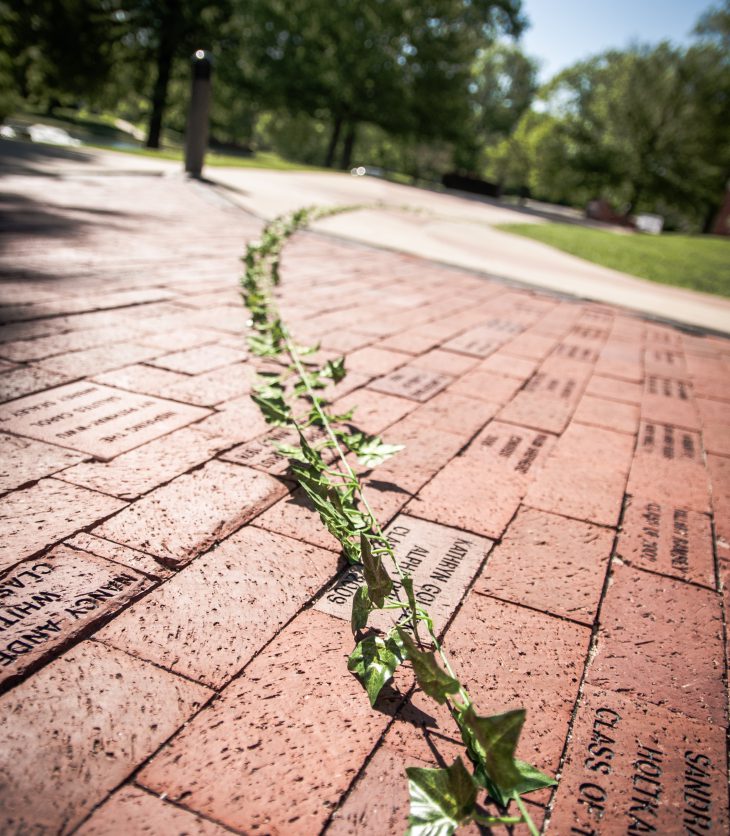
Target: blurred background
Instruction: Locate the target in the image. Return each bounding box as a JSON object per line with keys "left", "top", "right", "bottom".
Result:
{"left": 1, "top": 0, "right": 728, "bottom": 235}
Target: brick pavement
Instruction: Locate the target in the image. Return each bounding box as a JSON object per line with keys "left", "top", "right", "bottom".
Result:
{"left": 0, "top": 165, "right": 729, "bottom": 834}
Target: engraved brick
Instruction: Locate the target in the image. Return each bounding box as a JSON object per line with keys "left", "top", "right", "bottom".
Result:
{"left": 444, "top": 320, "right": 522, "bottom": 357}
{"left": 548, "top": 685, "right": 729, "bottom": 836}
{"left": 525, "top": 423, "right": 633, "bottom": 527}
{"left": 369, "top": 365, "right": 453, "bottom": 402}
{"left": 641, "top": 375, "right": 701, "bottom": 430}
{"left": 64, "top": 532, "right": 172, "bottom": 579}
{"left": 474, "top": 507, "right": 613, "bottom": 624}
{"left": 76, "top": 785, "right": 231, "bottom": 836}
{"left": 0, "top": 479, "right": 125, "bottom": 570}
{"left": 586, "top": 561, "right": 724, "bottom": 724}
{"left": 617, "top": 494, "right": 715, "bottom": 588}
{"left": 644, "top": 345, "right": 687, "bottom": 377}
{"left": 0, "top": 641, "right": 210, "bottom": 834}
{"left": 627, "top": 421, "right": 710, "bottom": 514}
{"left": 149, "top": 344, "right": 247, "bottom": 375}
{"left": 0, "top": 381, "right": 210, "bottom": 460}
{"left": 585, "top": 374, "right": 643, "bottom": 404}
{"left": 0, "top": 432, "right": 86, "bottom": 494}
{"left": 99, "top": 527, "right": 337, "bottom": 688}
{"left": 498, "top": 357, "right": 591, "bottom": 434}
{"left": 0, "top": 544, "right": 152, "bottom": 685}
{"left": 137, "top": 610, "right": 398, "bottom": 834}
{"left": 95, "top": 460, "right": 287, "bottom": 567}
{"left": 408, "top": 421, "right": 556, "bottom": 538}
{"left": 316, "top": 514, "right": 492, "bottom": 634}
{"left": 573, "top": 394, "right": 640, "bottom": 435}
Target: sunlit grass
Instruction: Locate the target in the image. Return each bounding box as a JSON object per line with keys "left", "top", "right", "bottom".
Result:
{"left": 496, "top": 222, "right": 730, "bottom": 298}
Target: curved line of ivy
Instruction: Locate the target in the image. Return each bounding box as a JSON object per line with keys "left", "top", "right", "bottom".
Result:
{"left": 240, "top": 206, "right": 556, "bottom": 835}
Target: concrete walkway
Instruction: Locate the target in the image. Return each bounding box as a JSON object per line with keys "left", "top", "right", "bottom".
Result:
{"left": 0, "top": 144, "right": 729, "bottom": 834}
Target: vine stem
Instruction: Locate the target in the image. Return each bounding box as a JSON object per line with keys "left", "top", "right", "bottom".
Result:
{"left": 514, "top": 793, "right": 539, "bottom": 836}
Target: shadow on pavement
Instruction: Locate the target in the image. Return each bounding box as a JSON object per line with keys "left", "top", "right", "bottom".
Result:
{"left": 0, "top": 137, "right": 93, "bottom": 177}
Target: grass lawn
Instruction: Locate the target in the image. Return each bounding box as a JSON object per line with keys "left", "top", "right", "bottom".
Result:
{"left": 496, "top": 222, "right": 730, "bottom": 298}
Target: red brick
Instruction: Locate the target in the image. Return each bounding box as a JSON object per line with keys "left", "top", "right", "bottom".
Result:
{"left": 707, "top": 454, "right": 730, "bottom": 545}
{"left": 98, "top": 527, "right": 336, "bottom": 688}
{"left": 692, "top": 373, "right": 730, "bottom": 402}
{"left": 408, "top": 421, "right": 556, "bottom": 538}
{"left": 573, "top": 394, "right": 640, "bottom": 435}
{"left": 411, "top": 348, "right": 479, "bottom": 376}
{"left": 644, "top": 345, "right": 687, "bottom": 377}
{"left": 0, "top": 432, "right": 86, "bottom": 494}
{"left": 525, "top": 423, "right": 633, "bottom": 527}
{"left": 553, "top": 341, "right": 600, "bottom": 363}
{"left": 94, "top": 460, "right": 286, "bottom": 567}
{"left": 137, "top": 326, "right": 223, "bottom": 353}
{"left": 0, "top": 479, "right": 125, "bottom": 571}
{"left": 0, "top": 544, "right": 152, "bottom": 685}
{"left": 331, "top": 390, "right": 415, "bottom": 434}
{"left": 345, "top": 346, "right": 410, "bottom": 376}
{"left": 407, "top": 390, "right": 499, "bottom": 438}
{"left": 391, "top": 593, "right": 590, "bottom": 801}
{"left": 695, "top": 397, "right": 730, "bottom": 457}
{"left": 502, "top": 331, "right": 557, "bottom": 361}
{"left": 369, "top": 364, "right": 453, "bottom": 402}
{"left": 0, "top": 365, "right": 71, "bottom": 404}
{"left": 617, "top": 494, "right": 715, "bottom": 588}
{"left": 378, "top": 326, "right": 446, "bottom": 355}
{"left": 585, "top": 374, "right": 643, "bottom": 404}
{"left": 193, "top": 393, "right": 270, "bottom": 448}
{"left": 253, "top": 489, "right": 341, "bottom": 552}
{"left": 58, "top": 426, "right": 221, "bottom": 499}
{"left": 627, "top": 421, "right": 710, "bottom": 514}
{"left": 498, "top": 357, "right": 591, "bottom": 434}
{"left": 474, "top": 506, "right": 613, "bottom": 624}
{"left": 64, "top": 531, "right": 172, "bottom": 579}
{"left": 316, "top": 513, "right": 492, "bottom": 634}
{"left": 148, "top": 344, "right": 247, "bottom": 375}
{"left": 93, "top": 362, "right": 188, "bottom": 396}
{"left": 0, "top": 325, "right": 145, "bottom": 363}
{"left": 594, "top": 339, "right": 643, "bottom": 381}
{"left": 586, "top": 561, "right": 724, "bottom": 724}
{"left": 449, "top": 368, "right": 523, "bottom": 405}
{"left": 160, "top": 362, "right": 256, "bottom": 406}
{"left": 360, "top": 413, "right": 464, "bottom": 495}
{"left": 319, "top": 329, "right": 373, "bottom": 354}
{"left": 0, "top": 640, "right": 210, "bottom": 835}
{"left": 0, "top": 381, "right": 211, "bottom": 460}
{"left": 137, "top": 610, "right": 398, "bottom": 834}
{"left": 76, "top": 785, "right": 231, "bottom": 835}
{"left": 37, "top": 342, "right": 161, "bottom": 377}
{"left": 477, "top": 351, "right": 538, "bottom": 380}
{"left": 444, "top": 320, "right": 523, "bottom": 357}
{"left": 548, "top": 684, "right": 729, "bottom": 836}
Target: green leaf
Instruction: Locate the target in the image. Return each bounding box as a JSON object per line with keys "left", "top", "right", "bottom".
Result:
{"left": 351, "top": 584, "right": 371, "bottom": 634}
{"left": 456, "top": 706, "right": 530, "bottom": 806}
{"left": 402, "top": 574, "right": 420, "bottom": 633}
{"left": 247, "top": 333, "right": 282, "bottom": 358}
{"left": 343, "top": 433, "right": 404, "bottom": 468}
{"left": 405, "top": 757, "right": 477, "bottom": 836}
{"left": 508, "top": 759, "right": 557, "bottom": 803}
{"left": 322, "top": 356, "right": 347, "bottom": 383}
{"left": 397, "top": 629, "right": 460, "bottom": 705}
{"left": 347, "top": 634, "right": 404, "bottom": 706}
{"left": 360, "top": 533, "right": 393, "bottom": 607}
{"left": 250, "top": 386, "right": 292, "bottom": 426}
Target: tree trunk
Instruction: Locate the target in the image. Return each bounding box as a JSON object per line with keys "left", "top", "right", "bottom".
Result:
{"left": 340, "top": 122, "right": 356, "bottom": 170}
{"left": 324, "top": 114, "right": 343, "bottom": 168}
{"left": 146, "top": 0, "right": 181, "bottom": 149}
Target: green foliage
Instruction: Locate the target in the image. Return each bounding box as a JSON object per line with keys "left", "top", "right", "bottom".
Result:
{"left": 241, "top": 206, "right": 550, "bottom": 834}
{"left": 405, "top": 758, "right": 477, "bottom": 836}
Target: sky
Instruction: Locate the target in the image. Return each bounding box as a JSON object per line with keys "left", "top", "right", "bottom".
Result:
{"left": 519, "top": 0, "right": 714, "bottom": 81}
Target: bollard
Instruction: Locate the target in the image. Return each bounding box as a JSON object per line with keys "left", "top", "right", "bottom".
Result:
{"left": 184, "top": 49, "right": 213, "bottom": 177}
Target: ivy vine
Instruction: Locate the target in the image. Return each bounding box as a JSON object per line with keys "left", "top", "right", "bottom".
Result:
{"left": 240, "top": 207, "right": 556, "bottom": 835}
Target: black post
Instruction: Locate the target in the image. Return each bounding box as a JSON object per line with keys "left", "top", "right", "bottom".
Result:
{"left": 184, "top": 50, "right": 213, "bottom": 177}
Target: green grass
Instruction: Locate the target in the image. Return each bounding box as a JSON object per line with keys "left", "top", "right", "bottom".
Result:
{"left": 495, "top": 222, "right": 730, "bottom": 298}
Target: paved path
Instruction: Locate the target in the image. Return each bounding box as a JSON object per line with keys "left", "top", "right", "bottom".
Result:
{"left": 1, "top": 149, "right": 729, "bottom": 834}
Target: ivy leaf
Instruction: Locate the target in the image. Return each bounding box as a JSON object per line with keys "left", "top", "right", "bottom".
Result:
{"left": 247, "top": 333, "right": 281, "bottom": 358}
{"left": 405, "top": 757, "right": 477, "bottom": 836}
{"left": 361, "top": 533, "right": 393, "bottom": 607}
{"left": 397, "top": 628, "right": 460, "bottom": 705}
{"left": 351, "top": 584, "right": 371, "bottom": 634}
{"left": 344, "top": 433, "right": 404, "bottom": 468}
{"left": 274, "top": 443, "right": 307, "bottom": 463}
{"left": 322, "top": 356, "right": 347, "bottom": 383}
{"left": 506, "top": 759, "right": 557, "bottom": 805}
{"left": 402, "top": 574, "right": 420, "bottom": 633}
{"left": 347, "top": 634, "right": 404, "bottom": 706}
{"left": 456, "top": 705, "right": 530, "bottom": 806}
{"left": 250, "top": 386, "right": 292, "bottom": 426}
